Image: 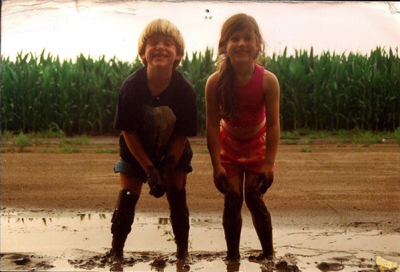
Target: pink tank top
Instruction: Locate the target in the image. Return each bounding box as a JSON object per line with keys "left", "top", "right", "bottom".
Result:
{"left": 224, "top": 64, "right": 265, "bottom": 128}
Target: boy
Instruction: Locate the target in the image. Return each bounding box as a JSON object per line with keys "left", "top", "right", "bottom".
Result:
{"left": 110, "top": 19, "right": 197, "bottom": 262}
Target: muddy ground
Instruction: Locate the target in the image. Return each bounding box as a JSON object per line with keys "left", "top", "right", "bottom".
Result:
{"left": 1, "top": 136, "right": 399, "bottom": 271}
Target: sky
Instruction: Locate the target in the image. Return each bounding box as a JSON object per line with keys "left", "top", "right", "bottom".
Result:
{"left": 1, "top": 1, "right": 400, "bottom": 61}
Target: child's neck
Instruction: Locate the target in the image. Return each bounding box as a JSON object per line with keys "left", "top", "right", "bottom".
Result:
{"left": 147, "top": 66, "right": 173, "bottom": 96}
{"left": 233, "top": 62, "right": 255, "bottom": 86}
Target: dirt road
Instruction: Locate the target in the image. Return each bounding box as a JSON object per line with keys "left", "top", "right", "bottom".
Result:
{"left": 1, "top": 137, "right": 399, "bottom": 271}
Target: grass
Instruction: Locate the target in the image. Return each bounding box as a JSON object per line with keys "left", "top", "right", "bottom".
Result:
{"left": 60, "top": 135, "right": 91, "bottom": 146}
{"left": 14, "top": 132, "right": 32, "bottom": 152}
{"left": 1, "top": 128, "right": 398, "bottom": 154}
{"left": 280, "top": 128, "right": 400, "bottom": 145}
{"left": 195, "top": 148, "right": 210, "bottom": 154}
{"left": 60, "top": 143, "right": 81, "bottom": 153}
{"left": 1, "top": 130, "right": 13, "bottom": 143}
{"left": 300, "top": 147, "right": 313, "bottom": 153}
{"left": 280, "top": 131, "right": 301, "bottom": 140}
{"left": 95, "top": 146, "right": 118, "bottom": 154}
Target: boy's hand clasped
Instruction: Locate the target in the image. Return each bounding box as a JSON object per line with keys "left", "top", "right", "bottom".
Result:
{"left": 147, "top": 155, "right": 177, "bottom": 198}
{"left": 147, "top": 166, "right": 167, "bottom": 198}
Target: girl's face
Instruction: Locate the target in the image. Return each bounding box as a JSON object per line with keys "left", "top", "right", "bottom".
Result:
{"left": 142, "top": 34, "right": 181, "bottom": 70}
{"left": 226, "top": 27, "right": 259, "bottom": 64}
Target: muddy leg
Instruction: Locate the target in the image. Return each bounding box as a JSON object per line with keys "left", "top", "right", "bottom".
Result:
{"left": 167, "top": 185, "right": 190, "bottom": 261}
{"left": 223, "top": 191, "right": 243, "bottom": 262}
{"left": 245, "top": 190, "right": 274, "bottom": 258}
{"left": 110, "top": 189, "right": 139, "bottom": 259}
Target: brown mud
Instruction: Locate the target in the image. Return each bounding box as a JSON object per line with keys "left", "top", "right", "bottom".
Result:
{"left": 1, "top": 137, "right": 399, "bottom": 271}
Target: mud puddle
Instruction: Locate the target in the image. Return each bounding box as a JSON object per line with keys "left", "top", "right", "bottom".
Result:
{"left": 1, "top": 212, "right": 399, "bottom": 271}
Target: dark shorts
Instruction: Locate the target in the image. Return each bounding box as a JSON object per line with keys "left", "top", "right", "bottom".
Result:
{"left": 114, "top": 145, "right": 193, "bottom": 183}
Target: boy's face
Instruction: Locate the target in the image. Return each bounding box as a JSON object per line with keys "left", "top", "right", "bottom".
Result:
{"left": 141, "top": 34, "right": 181, "bottom": 70}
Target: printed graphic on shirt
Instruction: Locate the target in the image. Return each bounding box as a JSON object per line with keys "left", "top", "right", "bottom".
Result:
{"left": 141, "top": 105, "right": 176, "bottom": 160}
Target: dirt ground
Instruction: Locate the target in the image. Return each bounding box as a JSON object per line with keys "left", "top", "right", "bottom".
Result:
{"left": 1, "top": 136, "right": 399, "bottom": 271}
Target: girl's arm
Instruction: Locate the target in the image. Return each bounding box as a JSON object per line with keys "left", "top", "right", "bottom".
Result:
{"left": 205, "top": 73, "right": 226, "bottom": 179}
{"left": 263, "top": 70, "right": 281, "bottom": 172}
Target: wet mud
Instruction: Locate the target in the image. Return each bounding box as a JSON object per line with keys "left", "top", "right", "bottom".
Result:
{"left": 2, "top": 141, "right": 399, "bottom": 271}
{"left": 1, "top": 212, "right": 399, "bottom": 271}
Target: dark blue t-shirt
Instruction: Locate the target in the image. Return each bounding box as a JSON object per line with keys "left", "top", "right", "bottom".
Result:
{"left": 114, "top": 66, "right": 197, "bottom": 165}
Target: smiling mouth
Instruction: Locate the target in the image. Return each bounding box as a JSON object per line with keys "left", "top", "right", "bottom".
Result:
{"left": 154, "top": 54, "right": 167, "bottom": 58}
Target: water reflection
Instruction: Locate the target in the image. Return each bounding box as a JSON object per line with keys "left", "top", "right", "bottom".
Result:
{"left": 159, "top": 217, "right": 169, "bottom": 225}
{"left": 7, "top": 213, "right": 109, "bottom": 226}
{"left": 6, "top": 213, "right": 215, "bottom": 225}
{"left": 225, "top": 261, "right": 240, "bottom": 272}
{"left": 1, "top": 212, "right": 399, "bottom": 271}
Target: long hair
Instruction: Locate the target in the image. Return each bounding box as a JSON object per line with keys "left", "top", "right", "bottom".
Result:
{"left": 216, "top": 13, "right": 265, "bottom": 120}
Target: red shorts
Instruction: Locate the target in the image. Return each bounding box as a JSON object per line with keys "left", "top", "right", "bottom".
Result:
{"left": 220, "top": 126, "right": 267, "bottom": 178}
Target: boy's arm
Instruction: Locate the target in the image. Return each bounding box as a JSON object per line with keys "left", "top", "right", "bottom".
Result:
{"left": 123, "top": 130, "right": 167, "bottom": 198}
{"left": 167, "top": 135, "right": 187, "bottom": 161}
{"left": 122, "top": 130, "right": 153, "bottom": 174}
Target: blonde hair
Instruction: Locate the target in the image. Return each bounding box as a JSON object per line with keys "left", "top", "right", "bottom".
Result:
{"left": 138, "top": 19, "right": 185, "bottom": 69}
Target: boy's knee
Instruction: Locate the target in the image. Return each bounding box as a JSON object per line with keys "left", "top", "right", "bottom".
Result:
{"left": 120, "top": 173, "right": 143, "bottom": 195}
{"left": 168, "top": 171, "right": 187, "bottom": 190}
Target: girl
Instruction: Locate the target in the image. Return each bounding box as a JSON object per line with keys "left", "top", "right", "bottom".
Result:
{"left": 205, "top": 13, "right": 280, "bottom": 262}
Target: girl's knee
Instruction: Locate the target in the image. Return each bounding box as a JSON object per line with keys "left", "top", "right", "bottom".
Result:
{"left": 224, "top": 191, "right": 243, "bottom": 211}
{"left": 244, "top": 190, "right": 269, "bottom": 216}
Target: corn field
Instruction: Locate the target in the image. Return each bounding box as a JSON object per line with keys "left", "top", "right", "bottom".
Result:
{"left": 265, "top": 47, "right": 400, "bottom": 131}
{"left": 1, "top": 47, "right": 399, "bottom": 135}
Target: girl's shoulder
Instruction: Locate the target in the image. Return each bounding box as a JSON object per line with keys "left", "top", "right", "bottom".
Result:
{"left": 206, "top": 71, "right": 220, "bottom": 86}
{"left": 209, "top": 71, "right": 220, "bottom": 79}
{"left": 262, "top": 69, "right": 279, "bottom": 84}
{"left": 205, "top": 72, "right": 222, "bottom": 96}
{"left": 262, "top": 69, "right": 280, "bottom": 94}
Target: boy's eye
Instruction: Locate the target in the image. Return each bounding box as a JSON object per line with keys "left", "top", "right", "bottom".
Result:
{"left": 148, "top": 38, "right": 174, "bottom": 47}
{"left": 147, "top": 39, "right": 159, "bottom": 46}
{"left": 164, "top": 39, "right": 175, "bottom": 46}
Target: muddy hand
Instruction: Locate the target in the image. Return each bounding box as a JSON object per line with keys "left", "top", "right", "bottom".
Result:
{"left": 258, "top": 171, "right": 274, "bottom": 194}
{"left": 147, "top": 166, "right": 166, "bottom": 198}
{"left": 214, "top": 173, "right": 229, "bottom": 194}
